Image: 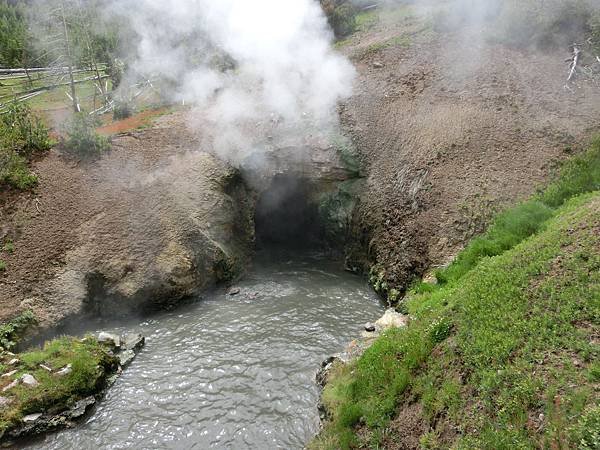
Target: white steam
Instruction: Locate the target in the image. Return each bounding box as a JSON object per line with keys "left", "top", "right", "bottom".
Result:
{"left": 111, "top": 0, "right": 355, "bottom": 165}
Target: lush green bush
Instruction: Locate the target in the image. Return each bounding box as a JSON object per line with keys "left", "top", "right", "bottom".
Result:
{"left": 321, "top": 0, "right": 357, "bottom": 38}
{"left": 0, "top": 103, "right": 52, "bottom": 156}
{"left": 0, "top": 311, "right": 36, "bottom": 352}
{"left": 0, "top": 103, "right": 51, "bottom": 190}
{"left": 61, "top": 113, "right": 110, "bottom": 158}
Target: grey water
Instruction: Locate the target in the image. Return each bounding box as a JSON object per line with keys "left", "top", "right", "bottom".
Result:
{"left": 31, "top": 252, "right": 384, "bottom": 449}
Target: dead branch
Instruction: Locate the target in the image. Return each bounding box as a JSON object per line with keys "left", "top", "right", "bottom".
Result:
{"left": 566, "top": 45, "right": 581, "bottom": 83}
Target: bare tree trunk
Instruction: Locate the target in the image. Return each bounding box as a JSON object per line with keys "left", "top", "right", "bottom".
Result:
{"left": 60, "top": 1, "right": 80, "bottom": 113}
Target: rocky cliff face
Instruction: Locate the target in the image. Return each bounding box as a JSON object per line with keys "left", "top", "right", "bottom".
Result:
{"left": 0, "top": 113, "right": 255, "bottom": 329}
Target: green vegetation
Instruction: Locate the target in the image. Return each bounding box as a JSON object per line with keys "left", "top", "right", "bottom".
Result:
{"left": 0, "top": 103, "right": 52, "bottom": 190}
{"left": 61, "top": 113, "right": 110, "bottom": 158}
{"left": 312, "top": 141, "right": 600, "bottom": 449}
{"left": 0, "top": 336, "right": 118, "bottom": 436}
{"left": 435, "top": 138, "right": 600, "bottom": 286}
{"left": 0, "top": 260, "right": 5, "bottom": 272}
{"left": 0, "top": 1, "right": 29, "bottom": 68}
{"left": 321, "top": 0, "right": 358, "bottom": 38}
{"left": 0, "top": 311, "right": 36, "bottom": 352}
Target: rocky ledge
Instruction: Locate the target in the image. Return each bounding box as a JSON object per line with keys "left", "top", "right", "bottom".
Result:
{"left": 0, "top": 332, "right": 145, "bottom": 445}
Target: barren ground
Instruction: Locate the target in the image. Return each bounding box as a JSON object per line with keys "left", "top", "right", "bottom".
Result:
{"left": 340, "top": 5, "right": 600, "bottom": 291}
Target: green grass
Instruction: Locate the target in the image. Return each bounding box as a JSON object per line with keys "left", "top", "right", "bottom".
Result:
{"left": 2, "top": 240, "right": 13, "bottom": 254}
{"left": 433, "top": 138, "right": 600, "bottom": 286}
{"left": 0, "top": 260, "right": 5, "bottom": 272}
{"left": 0, "top": 336, "right": 118, "bottom": 436}
{"left": 312, "top": 140, "right": 600, "bottom": 449}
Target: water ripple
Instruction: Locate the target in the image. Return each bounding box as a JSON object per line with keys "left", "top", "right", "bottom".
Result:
{"left": 32, "top": 255, "right": 384, "bottom": 450}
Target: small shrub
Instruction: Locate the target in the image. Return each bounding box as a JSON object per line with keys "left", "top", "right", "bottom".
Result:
{"left": 321, "top": 0, "right": 357, "bottom": 38}
{"left": 0, "top": 103, "right": 50, "bottom": 190}
{"left": 2, "top": 240, "right": 14, "bottom": 254}
{"left": 0, "top": 260, "right": 5, "bottom": 272}
{"left": 0, "top": 150, "right": 38, "bottom": 189}
{"left": 61, "top": 113, "right": 110, "bottom": 158}
{"left": 0, "top": 311, "right": 36, "bottom": 351}
{"left": 0, "top": 103, "right": 52, "bottom": 156}
{"left": 113, "top": 101, "right": 133, "bottom": 120}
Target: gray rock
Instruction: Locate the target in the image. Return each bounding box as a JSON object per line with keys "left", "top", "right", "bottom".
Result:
{"left": 0, "top": 396, "right": 13, "bottom": 408}
{"left": 23, "top": 413, "right": 42, "bottom": 423}
{"left": 364, "top": 322, "right": 376, "bottom": 332}
{"left": 375, "top": 308, "right": 408, "bottom": 330}
{"left": 98, "top": 332, "right": 121, "bottom": 348}
{"left": 67, "top": 396, "right": 95, "bottom": 420}
{"left": 2, "top": 369, "right": 17, "bottom": 378}
{"left": 373, "top": 61, "right": 384, "bottom": 69}
{"left": 7, "top": 358, "right": 19, "bottom": 366}
{"left": 2, "top": 379, "right": 19, "bottom": 392}
{"left": 21, "top": 374, "right": 39, "bottom": 387}
{"left": 118, "top": 350, "right": 136, "bottom": 368}
{"left": 39, "top": 364, "right": 53, "bottom": 372}
{"left": 55, "top": 364, "right": 72, "bottom": 377}
{"left": 227, "top": 287, "right": 241, "bottom": 296}
{"left": 122, "top": 333, "right": 145, "bottom": 352}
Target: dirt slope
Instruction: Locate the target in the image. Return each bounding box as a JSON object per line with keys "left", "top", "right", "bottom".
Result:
{"left": 340, "top": 6, "right": 600, "bottom": 292}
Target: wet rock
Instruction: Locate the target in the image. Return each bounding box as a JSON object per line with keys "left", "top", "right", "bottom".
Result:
{"left": 55, "top": 364, "right": 72, "bottom": 377}
{"left": 122, "top": 333, "right": 145, "bottom": 352}
{"left": 22, "top": 413, "right": 42, "bottom": 423}
{"left": 375, "top": 308, "right": 408, "bottom": 330}
{"left": 98, "top": 332, "right": 121, "bottom": 348}
{"left": 21, "top": 374, "right": 39, "bottom": 388}
{"left": 316, "top": 355, "right": 341, "bottom": 388}
{"left": 118, "top": 350, "right": 136, "bottom": 368}
{"left": 227, "top": 287, "right": 241, "bottom": 296}
{"left": 1, "top": 370, "right": 17, "bottom": 378}
{"left": 364, "top": 322, "right": 376, "bottom": 332}
{"left": 67, "top": 396, "right": 95, "bottom": 420}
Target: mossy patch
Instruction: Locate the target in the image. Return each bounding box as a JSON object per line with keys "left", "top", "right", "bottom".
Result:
{"left": 0, "top": 336, "right": 118, "bottom": 439}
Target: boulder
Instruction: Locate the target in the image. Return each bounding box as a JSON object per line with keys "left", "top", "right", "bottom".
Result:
{"left": 375, "top": 308, "right": 408, "bottom": 330}
{"left": 67, "top": 396, "right": 95, "bottom": 420}
{"left": 98, "top": 332, "right": 121, "bottom": 348}
{"left": 122, "top": 334, "right": 145, "bottom": 352}
{"left": 118, "top": 350, "right": 136, "bottom": 368}
{"left": 364, "top": 322, "right": 376, "bottom": 332}
{"left": 22, "top": 413, "right": 42, "bottom": 423}
{"left": 20, "top": 374, "right": 39, "bottom": 388}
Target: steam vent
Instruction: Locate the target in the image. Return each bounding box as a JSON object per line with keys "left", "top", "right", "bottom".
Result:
{"left": 0, "top": 0, "right": 599, "bottom": 448}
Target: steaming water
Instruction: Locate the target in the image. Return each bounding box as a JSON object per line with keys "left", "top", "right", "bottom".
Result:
{"left": 30, "top": 252, "right": 384, "bottom": 449}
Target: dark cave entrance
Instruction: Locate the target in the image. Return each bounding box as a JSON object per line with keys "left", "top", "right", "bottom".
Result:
{"left": 254, "top": 174, "right": 323, "bottom": 248}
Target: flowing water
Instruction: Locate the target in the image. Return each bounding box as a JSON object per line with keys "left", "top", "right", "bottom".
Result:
{"left": 30, "top": 252, "right": 384, "bottom": 450}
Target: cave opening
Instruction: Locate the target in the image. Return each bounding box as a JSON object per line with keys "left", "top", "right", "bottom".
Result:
{"left": 254, "top": 174, "right": 323, "bottom": 249}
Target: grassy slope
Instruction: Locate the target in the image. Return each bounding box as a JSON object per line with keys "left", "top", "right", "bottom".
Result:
{"left": 312, "top": 141, "right": 600, "bottom": 449}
